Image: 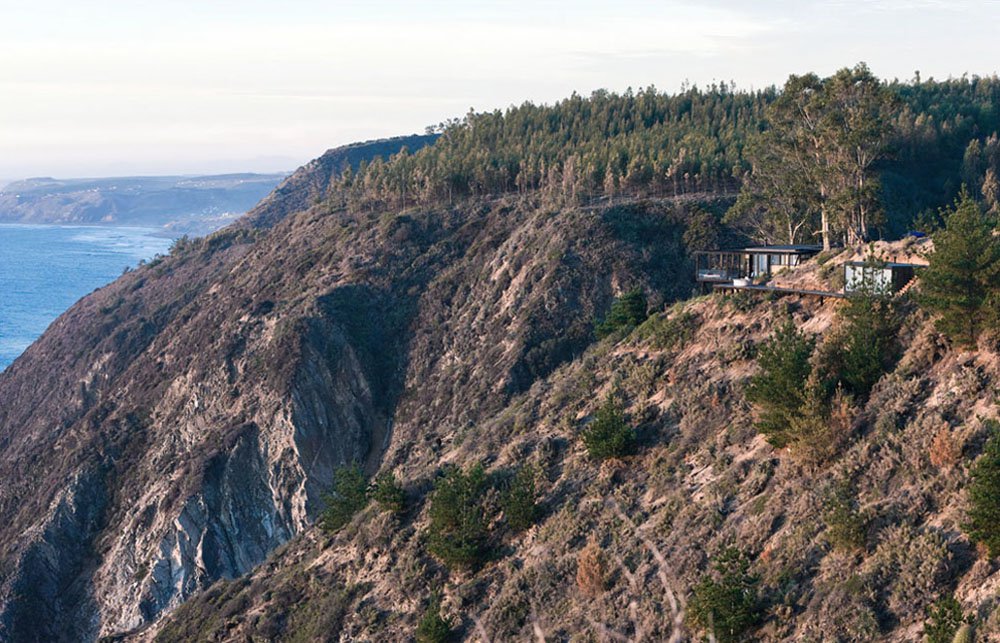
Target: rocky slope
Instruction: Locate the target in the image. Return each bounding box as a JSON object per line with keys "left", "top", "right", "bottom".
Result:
{"left": 153, "top": 269, "right": 1000, "bottom": 642}
{"left": 0, "top": 144, "right": 708, "bottom": 639}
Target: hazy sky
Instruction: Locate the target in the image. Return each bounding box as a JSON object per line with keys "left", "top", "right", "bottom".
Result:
{"left": 2, "top": 0, "right": 999, "bottom": 179}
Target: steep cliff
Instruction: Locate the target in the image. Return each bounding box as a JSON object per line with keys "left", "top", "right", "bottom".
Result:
{"left": 154, "top": 274, "right": 1000, "bottom": 642}
{"left": 0, "top": 158, "right": 709, "bottom": 639}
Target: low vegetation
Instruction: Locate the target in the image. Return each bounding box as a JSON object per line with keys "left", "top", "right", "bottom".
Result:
{"left": 415, "top": 592, "right": 451, "bottom": 643}
{"left": 595, "top": 287, "right": 648, "bottom": 338}
{"left": 964, "top": 421, "right": 1000, "bottom": 557}
{"left": 580, "top": 394, "right": 637, "bottom": 459}
{"left": 426, "top": 465, "right": 492, "bottom": 570}
{"left": 923, "top": 595, "right": 966, "bottom": 643}
{"left": 822, "top": 480, "right": 869, "bottom": 554}
{"left": 687, "top": 547, "right": 761, "bottom": 643}
{"left": 319, "top": 465, "right": 369, "bottom": 532}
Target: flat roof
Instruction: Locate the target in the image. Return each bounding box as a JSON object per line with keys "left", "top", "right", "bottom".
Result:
{"left": 741, "top": 245, "right": 824, "bottom": 253}
{"left": 845, "top": 260, "right": 923, "bottom": 268}
{"left": 693, "top": 244, "right": 826, "bottom": 256}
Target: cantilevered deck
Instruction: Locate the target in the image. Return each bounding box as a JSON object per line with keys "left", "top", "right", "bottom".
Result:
{"left": 713, "top": 283, "right": 845, "bottom": 299}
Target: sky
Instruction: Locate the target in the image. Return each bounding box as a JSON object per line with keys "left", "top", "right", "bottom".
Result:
{"left": 1, "top": 0, "right": 999, "bottom": 180}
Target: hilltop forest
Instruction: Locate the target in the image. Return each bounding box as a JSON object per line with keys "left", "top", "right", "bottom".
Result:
{"left": 333, "top": 64, "right": 1000, "bottom": 245}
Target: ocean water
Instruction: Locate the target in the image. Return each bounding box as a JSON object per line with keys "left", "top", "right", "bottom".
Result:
{"left": 0, "top": 224, "right": 172, "bottom": 371}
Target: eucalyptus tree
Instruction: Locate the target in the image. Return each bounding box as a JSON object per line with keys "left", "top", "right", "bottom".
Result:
{"left": 732, "top": 63, "right": 894, "bottom": 249}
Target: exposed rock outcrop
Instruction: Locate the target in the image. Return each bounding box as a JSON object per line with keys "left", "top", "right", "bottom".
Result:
{"left": 0, "top": 171, "right": 702, "bottom": 639}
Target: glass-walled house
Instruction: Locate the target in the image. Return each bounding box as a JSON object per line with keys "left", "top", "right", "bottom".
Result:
{"left": 695, "top": 245, "right": 823, "bottom": 286}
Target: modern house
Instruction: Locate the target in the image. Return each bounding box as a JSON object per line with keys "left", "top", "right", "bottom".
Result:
{"left": 843, "top": 260, "right": 920, "bottom": 295}
{"left": 694, "top": 245, "right": 823, "bottom": 286}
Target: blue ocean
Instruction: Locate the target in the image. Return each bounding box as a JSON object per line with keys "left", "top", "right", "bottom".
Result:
{"left": 0, "top": 224, "right": 172, "bottom": 371}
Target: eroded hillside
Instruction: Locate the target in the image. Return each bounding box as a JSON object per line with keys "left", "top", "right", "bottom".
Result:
{"left": 0, "top": 183, "right": 716, "bottom": 640}
{"left": 152, "top": 281, "right": 1000, "bottom": 642}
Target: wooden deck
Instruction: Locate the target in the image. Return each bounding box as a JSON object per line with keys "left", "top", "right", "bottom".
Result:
{"left": 713, "top": 283, "right": 846, "bottom": 299}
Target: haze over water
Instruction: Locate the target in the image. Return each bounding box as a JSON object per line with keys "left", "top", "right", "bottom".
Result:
{"left": 0, "top": 224, "right": 171, "bottom": 370}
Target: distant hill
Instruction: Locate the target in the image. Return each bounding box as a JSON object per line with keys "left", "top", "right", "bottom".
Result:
{"left": 0, "top": 173, "right": 288, "bottom": 235}
{"left": 0, "top": 134, "right": 440, "bottom": 236}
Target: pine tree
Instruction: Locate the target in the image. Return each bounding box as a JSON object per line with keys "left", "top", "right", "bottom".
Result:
{"left": 919, "top": 189, "right": 1000, "bottom": 348}
{"left": 415, "top": 592, "right": 452, "bottom": 643}
{"left": 595, "top": 288, "right": 648, "bottom": 338}
{"left": 745, "top": 320, "right": 815, "bottom": 448}
{"left": 581, "top": 394, "right": 637, "bottom": 460}
{"left": 836, "top": 255, "right": 900, "bottom": 398}
{"left": 688, "top": 547, "right": 762, "bottom": 643}
{"left": 964, "top": 421, "right": 1000, "bottom": 557}
{"left": 319, "top": 464, "right": 369, "bottom": 532}
{"left": 426, "top": 464, "right": 491, "bottom": 570}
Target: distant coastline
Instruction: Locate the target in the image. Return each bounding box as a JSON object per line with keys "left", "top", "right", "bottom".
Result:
{"left": 0, "top": 172, "right": 287, "bottom": 235}
{"left": 0, "top": 223, "right": 172, "bottom": 370}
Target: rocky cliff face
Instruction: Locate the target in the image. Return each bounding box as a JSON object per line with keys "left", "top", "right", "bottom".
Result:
{"left": 0, "top": 144, "right": 705, "bottom": 639}
{"left": 153, "top": 275, "right": 1000, "bottom": 642}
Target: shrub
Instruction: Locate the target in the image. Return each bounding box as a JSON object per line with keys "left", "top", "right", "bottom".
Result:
{"left": 953, "top": 623, "right": 974, "bottom": 643}
{"left": 930, "top": 427, "right": 962, "bottom": 469}
{"left": 319, "top": 464, "right": 369, "bottom": 532}
{"left": 688, "top": 547, "right": 762, "bottom": 643}
{"left": 745, "top": 320, "right": 815, "bottom": 448}
{"left": 871, "top": 523, "right": 952, "bottom": 621}
{"left": 595, "top": 287, "right": 648, "bottom": 338}
{"left": 965, "top": 421, "right": 1000, "bottom": 556}
{"left": 635, "top": 309, "right": 699, "bottom": 351}
{"left": 822, "top": 480, "right": 868, "bottom": 553}
{"left": 371, "top": 471, "right": 406, "bottom": 515}
{"left": 500, "top": 466, "right": 540, "bottom": 532}
{"left": 581, "top": 394, "right": 637, "bottom": 460}
{"left": 426, "top": 464, "right": 491, "bottom": 570}
{"left": 924, "top": 595, "right": 965, "bottom": 643}
{"left": 576, "top": 538, "right": 607, "bottom": 597}
{"left": 416, "top": 592, "right": 451, "bottom": 643}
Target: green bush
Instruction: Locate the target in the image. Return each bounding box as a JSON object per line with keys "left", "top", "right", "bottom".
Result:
{"left": 953, "top": 623, "right": 974, "bottom": 643}
{"left": 581, "top": 394, "right": 637, "bottom": 460}
{"left": 426, "top": 464, "right": 491, "bottom": 570}
{"left": 416, "top": 592, "right": 452, "bottom": 643}
{"left": 635, "top": 309, "right": 699, "bottom": 351}
{"left": 371, "top": 471, "right": 406, "bottom": 515}
{"left": 964, "top": 421, "right": 1000, "bottom": 556}
{"left": 500, "top": 466, "right": 540, "bottom": 532}
{"left": 924, "top": 595, "right": 965, "bottom": 643}
{"left": 745, "top": 320, "right": 815, "bottom": 448}
{"left": 319, "top": 464, "right": 369, "bottom": 532}
{"left": 822, "top": 480, "right": 868, "bottom": 553}
{"left": 595, "top": 287, "right": 648, "bottom": 338}
{"left": 688, "top": 547, "right": 762, "bottom": 643}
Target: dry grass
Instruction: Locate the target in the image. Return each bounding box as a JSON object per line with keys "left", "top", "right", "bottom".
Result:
{"left": 576, "top": 537, "right": 607, "bottom": 597}
{"left": 929, "top": 426, "right": 961, "bottom": 468}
